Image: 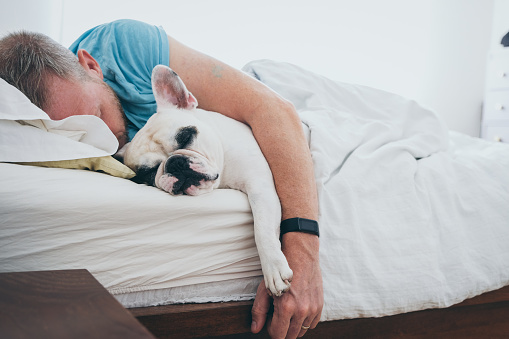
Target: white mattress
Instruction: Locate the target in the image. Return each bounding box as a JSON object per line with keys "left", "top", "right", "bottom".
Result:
{"left": 115, "top": 276, "right": 262, "bottom": 308}
{"left": 0, "top": 162, "right": 263, "bottom": 295}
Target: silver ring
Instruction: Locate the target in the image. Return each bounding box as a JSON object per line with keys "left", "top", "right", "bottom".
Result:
{"left": 301, "top": 325, "right": 310, "bottom": 330}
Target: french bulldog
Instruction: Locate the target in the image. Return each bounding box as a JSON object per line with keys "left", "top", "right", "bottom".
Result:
{"left": 118, "top": 65, "right": 293, "bottom": 296}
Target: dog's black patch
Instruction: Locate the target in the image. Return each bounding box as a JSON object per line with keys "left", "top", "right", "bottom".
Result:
{"left": 132, "top": 163, "right": 160, "bottom": 186}
{"left": 165, "top": 154, "right": 216, "bottom": 195}
{"left": 175, "top": 126, "right": 198, "bottom": 149}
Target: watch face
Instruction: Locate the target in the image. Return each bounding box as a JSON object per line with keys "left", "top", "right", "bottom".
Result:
{"left": 299, "top": 218, "right": 319, "bottom": 234}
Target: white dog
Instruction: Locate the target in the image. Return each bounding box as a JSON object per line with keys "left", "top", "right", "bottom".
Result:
{"left": 118, "top": 65, "right": 293, "bottom": 296}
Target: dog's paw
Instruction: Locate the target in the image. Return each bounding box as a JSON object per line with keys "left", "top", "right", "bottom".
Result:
{"left": 263, "top": 258, "right": 293, "bottom": 297}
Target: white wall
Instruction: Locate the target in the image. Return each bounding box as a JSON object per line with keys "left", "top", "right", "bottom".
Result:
{"left": 0, "top": 0, "right": 495, "bottom": 137}
{"left": 491, "top": 0, "right": 509, "bottom": 50}
{"left": 0, "top": 0, "right": 62, "bottom": 41}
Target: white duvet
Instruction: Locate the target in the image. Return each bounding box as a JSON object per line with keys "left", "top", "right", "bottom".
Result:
{"left": 1, "top": 60, "right": 509, "bottom": 321}
{"left": 243, "top": 60, "right": 509, "bottom": 320}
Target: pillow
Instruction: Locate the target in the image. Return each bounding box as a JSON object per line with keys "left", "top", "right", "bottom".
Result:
{"left": 15, "top": 156, "right": 135, "bottom": 179}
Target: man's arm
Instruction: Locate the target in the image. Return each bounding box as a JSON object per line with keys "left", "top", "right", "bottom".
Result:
{"left": 167, "top": 36, "right": 323, "bottom": 338}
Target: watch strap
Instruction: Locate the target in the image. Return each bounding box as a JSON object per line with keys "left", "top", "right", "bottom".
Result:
{"left": 280, "top": 217, "right": 319, "bottom": 238}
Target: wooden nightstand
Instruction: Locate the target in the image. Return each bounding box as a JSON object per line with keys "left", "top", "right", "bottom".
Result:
{"left": 0, "top": 269, "right": 155, "bottom": 339}
{"left": 481, "top": 48, "right": 509, "bottom": 143}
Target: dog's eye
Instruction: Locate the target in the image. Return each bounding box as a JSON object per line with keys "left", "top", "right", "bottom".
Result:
{"left": 175, "top": 126, "right": 198, "bottom": 149}
{"left": 132, "top": 164, "right": 160, "bottom": 186}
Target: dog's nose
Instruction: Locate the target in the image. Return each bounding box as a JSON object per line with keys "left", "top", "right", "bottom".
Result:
{"left": 164, "top": 154, "right": 218, "bottom": 195}
{"left": 165, "top": 154, "right": 188, "bottom": 175}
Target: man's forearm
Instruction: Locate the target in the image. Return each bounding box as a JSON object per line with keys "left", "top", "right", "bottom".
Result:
{"left": 247, "top": 100, "right": 319, "bottom": 224}
{"left": 249, "top": 100, "right": 323, "bottom": 337}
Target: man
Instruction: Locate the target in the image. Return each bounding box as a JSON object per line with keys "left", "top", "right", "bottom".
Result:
{"left": 0, "top": 19, "right": 323, "bottom": 339}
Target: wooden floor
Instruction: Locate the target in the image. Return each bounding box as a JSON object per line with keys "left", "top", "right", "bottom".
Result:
{"left": 130, "top": 285, "right": 509, "bottom": 338}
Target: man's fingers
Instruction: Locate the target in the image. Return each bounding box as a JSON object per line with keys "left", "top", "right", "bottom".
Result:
{"left": 269, "top": 289, "right": 322, "bottom": 339}
{"left": 297, "top": 317, "right": 313, "bottom": 338}
{"left": 285, "top": 305, "right": 311, "bottom": 339}
{"left": 268, "top": 297, "right": 293, "bottom": 339}
{"left": 251, "top": 281, "right": 271, "bottom": 334}
{"left": 285, "top": 316, "right": 308, "bottom": 339}
{"left": 310, "top": 310, "right": 321, "bottom": 329}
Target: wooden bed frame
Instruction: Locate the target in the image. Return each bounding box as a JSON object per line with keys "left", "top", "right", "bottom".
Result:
{"left": 129, "top": 284, "right": 509, "bottom": 338}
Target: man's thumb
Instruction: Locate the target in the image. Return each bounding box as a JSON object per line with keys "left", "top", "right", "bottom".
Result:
{"left": 251, "top": 281, "right": 271, "bottom": 333}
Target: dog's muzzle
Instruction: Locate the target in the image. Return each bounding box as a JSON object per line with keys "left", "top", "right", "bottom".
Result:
{"left": 164, "top": 154, "right": 218, "bottom": 195}
{"left": 156, "top": 150, "right": 219, "bottom": 196}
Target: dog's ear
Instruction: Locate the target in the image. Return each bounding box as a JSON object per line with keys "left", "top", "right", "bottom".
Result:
{"left": 152, "top": 65, "right": 198, "bottom": 110}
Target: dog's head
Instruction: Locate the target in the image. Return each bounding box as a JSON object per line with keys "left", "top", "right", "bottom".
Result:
{"left": 118, "top": 65, "right": 223, "bottom": 196}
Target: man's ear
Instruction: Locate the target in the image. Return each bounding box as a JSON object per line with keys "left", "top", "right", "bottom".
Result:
{"left": 77, "top": 49, "right": 104, "bottom": 80}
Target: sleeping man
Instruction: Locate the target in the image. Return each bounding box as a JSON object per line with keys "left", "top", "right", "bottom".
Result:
{"left": 0, "top": 19, "right": 322, "bottom": 339}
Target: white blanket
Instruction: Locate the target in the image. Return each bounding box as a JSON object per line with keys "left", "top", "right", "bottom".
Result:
{"left": 243, "top": 60, "right": 509, "bottom": 320}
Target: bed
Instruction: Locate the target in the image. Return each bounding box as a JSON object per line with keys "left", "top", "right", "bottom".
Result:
{"left": 1, "top": 59, "right": 509, "bottom": 337}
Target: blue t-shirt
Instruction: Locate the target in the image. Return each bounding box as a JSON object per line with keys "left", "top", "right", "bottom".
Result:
{"left": 69, "top": 19, "right": 170, "bottom": 140}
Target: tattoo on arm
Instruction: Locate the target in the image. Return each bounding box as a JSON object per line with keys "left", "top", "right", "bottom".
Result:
{"left": 212, "top": 65, "right": 224, "bottom": 78}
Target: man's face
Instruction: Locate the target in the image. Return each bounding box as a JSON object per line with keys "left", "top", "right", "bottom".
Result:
{"left": 44, "top": 73, "right": 128, "bottom": 149}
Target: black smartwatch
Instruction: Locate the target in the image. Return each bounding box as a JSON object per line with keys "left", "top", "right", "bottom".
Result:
{"left": 280, "top": 218, "right": 319, "bottom": 238}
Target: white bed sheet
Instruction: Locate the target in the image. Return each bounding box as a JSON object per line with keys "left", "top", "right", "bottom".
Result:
{"left": 0, "top": 162, "right": 262, "bottom": 295}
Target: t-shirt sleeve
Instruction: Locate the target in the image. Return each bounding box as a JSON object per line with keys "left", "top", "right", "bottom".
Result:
{"left": 69, "top": 19, "right": 170, "bottom": 140}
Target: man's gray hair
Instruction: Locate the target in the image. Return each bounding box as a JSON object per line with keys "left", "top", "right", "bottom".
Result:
{"left": 0, "top": 31, "right": 87, "bottom": 109}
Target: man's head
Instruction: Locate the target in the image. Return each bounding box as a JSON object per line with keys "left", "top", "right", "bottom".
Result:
{"left": 0, "top": 31, "right": 128, "bottom": 148}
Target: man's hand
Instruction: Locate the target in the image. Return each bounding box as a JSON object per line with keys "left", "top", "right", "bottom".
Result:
{"left": 252, "top": 232, "right": 323, "bottom": 338}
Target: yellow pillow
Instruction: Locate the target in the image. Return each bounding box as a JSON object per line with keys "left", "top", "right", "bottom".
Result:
{"left": 16, "top": 156, "right": 135, "bottom": 179}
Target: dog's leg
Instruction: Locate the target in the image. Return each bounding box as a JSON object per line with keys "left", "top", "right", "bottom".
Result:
{"left": 246, "top": 187, "right": 293, "bottom": 297}
{"left": 211, "top": 116, "right": 294, "bottom": 297}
